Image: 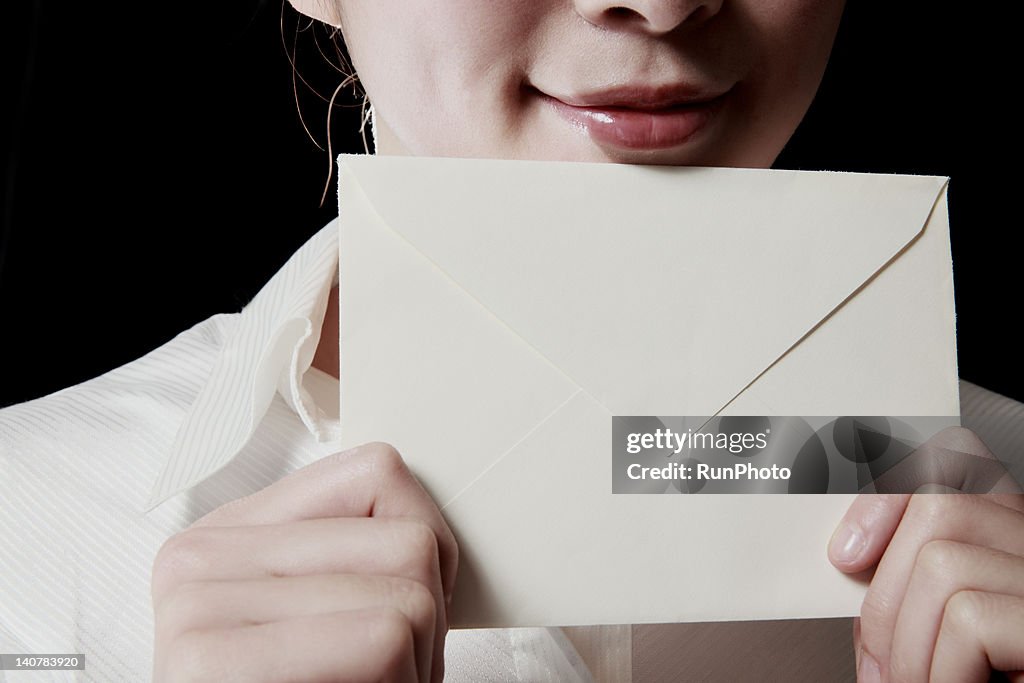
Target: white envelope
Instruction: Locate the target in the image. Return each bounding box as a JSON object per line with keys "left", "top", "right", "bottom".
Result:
{"left": 333, "top": 154, "right": 957, "bottom": 628}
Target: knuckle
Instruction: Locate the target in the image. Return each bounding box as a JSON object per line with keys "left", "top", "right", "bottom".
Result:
{"left": 943, "top": 590, "right": 987, "bottom": 634}
{"left": 934, "top": 426, "right": 990, "bottom": 457}
{"left": 915, "top": 539, "right": 962, "bottom": 584}
{"left": 164, "top": 630, "right": 224, "bottom": 683}
{"left": 366, "top": 606, "right": 415, "bottom": 671}
{"left": 365, "top": 441, "right": 409, "bottom": 479}
{"left": 391, "top": 519, "right": 439, "bottom": 580}
{"left": 904, "top": 491, "right": 948, "bottom": 529}
{"left": 905, "top": 490, "right": 983, "bottom": 536}
{"left": 859, "top": 589, "right": 896, "bottom": 634}
{"left": 152, "top": 529, "right": 216, "bottom": 591}
{"left": 327, "top": 441, "right": 413, "bottom": 484}
{"left": 447, "top": 526, "right": 460, "bottom": 572}
{"left": 392, "top": 578, "right": 437, "bottom": 629}
{"left": 157, "top": 582, "right": 214, "bottom": 637}
{"left": 155, "top": 581, "right": 205, "bottom": 634}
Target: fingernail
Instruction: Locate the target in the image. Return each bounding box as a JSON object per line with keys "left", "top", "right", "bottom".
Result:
{"left": 830, "top": 522, "right": 866, "bottom": 565}
{"left": 858, "top": 649, "right": 880, "bottom": 683}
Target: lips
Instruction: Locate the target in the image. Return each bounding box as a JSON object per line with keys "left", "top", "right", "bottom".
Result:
{"left": 537, "top": 84, "right": 731, "bottom": 151}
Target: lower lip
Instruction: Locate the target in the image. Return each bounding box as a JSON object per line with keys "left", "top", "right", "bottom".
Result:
{"left": 543, "top": 94, "right": 724, "bottom": 150}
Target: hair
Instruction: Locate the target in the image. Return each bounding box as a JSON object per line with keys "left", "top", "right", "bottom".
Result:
{"left": 281, "top": 0, "right": 371, "bottom": 206}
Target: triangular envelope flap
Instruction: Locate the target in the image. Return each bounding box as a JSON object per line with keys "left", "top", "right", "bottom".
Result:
{"left": 336, "top": 160, "right": 584, "bottom": 505}
{"left": 338, "top": 154, "right": 948, "bottom": 416}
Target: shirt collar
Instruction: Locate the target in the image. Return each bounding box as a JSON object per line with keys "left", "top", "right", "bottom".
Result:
{"left": 144, "top": 219, "right": 340, "bottom": 512}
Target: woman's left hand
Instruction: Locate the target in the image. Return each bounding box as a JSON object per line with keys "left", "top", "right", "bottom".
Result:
{"left": 828, "top": 427, "right": 1024, "bottom": 683}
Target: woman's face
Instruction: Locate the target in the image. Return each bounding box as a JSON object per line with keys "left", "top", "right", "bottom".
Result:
{"left": 293, "top": 0, "right": 846, "bottom": 168}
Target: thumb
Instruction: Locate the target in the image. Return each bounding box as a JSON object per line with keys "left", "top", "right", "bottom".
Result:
{"left": 827, "top": 493, "right": 911, "bottom": 573}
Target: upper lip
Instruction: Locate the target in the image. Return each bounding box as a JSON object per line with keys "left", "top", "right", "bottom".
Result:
{"left": 544, "top": 83, "right": 732, "bottom": 110}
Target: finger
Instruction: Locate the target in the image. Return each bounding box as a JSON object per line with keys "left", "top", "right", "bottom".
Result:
{"left": 867, "top": 426, "right": 1021, "bottom": 496}
{"left": 830, "top": 492, "right": 1024, "bottom": 574}
{"left": 153, "top": 517, "right": 447, "bottom": 683}
{"left": 164, "top": 607, "right": 419, "bottom": 683}
{"left": 829, "top": 494, "right": 912, "bottom": 573}
{"left": 929, "top": 427, "right": 1022, "bottom": 496}
{"left": 831, "top": 430, "right": 1024, "bottom": 573}
{"left": 857, "top": 495, "right": 1024, "bottom": 679}
{"left": 890, "top": 541, "right": 1024, "bottom": 682}
{"left": 930, "top": 592, "right": 1024, "bottom": 683}
{"left": 157, "top": 574, "right": 436, "bottom": 683}
{"left": 190, "top": 442, "right": 459, "bottom": 603}
{"left": 153, "top": 518, "right": 442, "bottom": 611}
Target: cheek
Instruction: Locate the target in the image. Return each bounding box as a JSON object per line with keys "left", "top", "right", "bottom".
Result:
{"left": 340, "top": 0, "right": 536, "bottom": 155}
{"left": 745, "top": 0, "right": 845, "bottom": 102}
{"left": 722, "top": 0, "right": 843, "bottom": 159}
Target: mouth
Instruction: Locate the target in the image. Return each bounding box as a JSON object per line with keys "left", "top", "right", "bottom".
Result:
{"left": 533, "top": 83, "right": 732, "bottom": 151}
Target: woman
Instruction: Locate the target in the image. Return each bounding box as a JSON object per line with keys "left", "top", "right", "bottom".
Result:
{"left": 2, "top": 1, "right": 1022, "bottom": 681}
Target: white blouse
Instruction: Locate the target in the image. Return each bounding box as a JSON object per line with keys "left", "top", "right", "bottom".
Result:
{"left": 2, "top": 218, "right": 1021, "bottom": 682}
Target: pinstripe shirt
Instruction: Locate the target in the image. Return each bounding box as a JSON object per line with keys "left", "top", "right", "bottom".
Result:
{"left": 2, "top": 218, "right": 1021, "bottom": 682}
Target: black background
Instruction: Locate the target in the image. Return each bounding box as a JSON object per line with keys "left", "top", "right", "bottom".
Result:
{"left": 2, "top": 1, "right": 1020, "bottom": 408}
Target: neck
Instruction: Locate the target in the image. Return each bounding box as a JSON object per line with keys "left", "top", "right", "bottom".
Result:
{"left": 311, "top": 106, "right": 407, "bottom": 380}
{"left": 311, "top": 284, "right": 340, "bottom": 379}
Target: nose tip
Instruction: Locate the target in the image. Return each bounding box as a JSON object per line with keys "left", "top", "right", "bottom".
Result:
{"left": 575, "top": 0, "right": 724, "bottom": 36}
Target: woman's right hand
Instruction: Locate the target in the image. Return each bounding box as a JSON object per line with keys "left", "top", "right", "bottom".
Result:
{"left": 151, "top": 442, "right": 458, "bottom": 683}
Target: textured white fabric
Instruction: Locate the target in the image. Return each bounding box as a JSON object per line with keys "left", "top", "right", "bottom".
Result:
{"left": 1, "top": 217, "right": 1021, "bottom": 682}
{"left": 0, "top": 219, "right": 596, "bottom": 682}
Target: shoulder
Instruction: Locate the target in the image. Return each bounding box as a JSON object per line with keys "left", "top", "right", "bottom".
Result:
{"left": 959, "top": 378, "right": 1024, "bottom": 415}
{"left": 0, "top": 313, "right": 242, "bottom": 676}
{"left": 0, "top": 312, "right": 238, "bottom": 452}
{"left": 959, "top": 378, "right": 1024, "bottom": 483}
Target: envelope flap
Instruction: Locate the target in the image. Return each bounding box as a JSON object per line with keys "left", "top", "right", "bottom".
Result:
{"left": 338, "top": 155, "right": 949, "bottom": 416}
